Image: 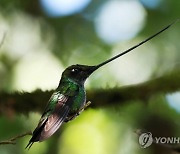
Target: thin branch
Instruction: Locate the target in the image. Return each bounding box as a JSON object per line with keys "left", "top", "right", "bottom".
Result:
{"left": 0, "top": 131, "right": 32, "bottom": 145}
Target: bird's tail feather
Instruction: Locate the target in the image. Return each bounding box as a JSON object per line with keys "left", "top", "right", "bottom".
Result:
{"left": 25, "top": 118, "right": 49, "bottom": 150}
{"left": 25, "top": 141, "right": 34, "bottom": 150}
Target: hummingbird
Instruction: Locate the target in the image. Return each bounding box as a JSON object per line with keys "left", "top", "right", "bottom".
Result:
{"left": 26, "top": 21, "right": 177, "bottom": 149}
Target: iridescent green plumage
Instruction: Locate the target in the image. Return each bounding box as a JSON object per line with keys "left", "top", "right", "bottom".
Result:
{"left": 57, "top": 76, "right": 86, "bottom": 117}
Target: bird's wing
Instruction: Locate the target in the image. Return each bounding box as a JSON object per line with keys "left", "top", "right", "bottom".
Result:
{"left": 26, "top": 84, "right": 79, "bottom": 149}
{"left": 38, "top": 94, "right": 70, "bottom": 141}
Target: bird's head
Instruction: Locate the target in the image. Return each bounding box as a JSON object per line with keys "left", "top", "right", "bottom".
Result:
{"left": 62, "top": 64, "right": 97, "bottom": 83}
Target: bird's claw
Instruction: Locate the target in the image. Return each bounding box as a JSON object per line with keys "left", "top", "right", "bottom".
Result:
{"left": 79, "top": 101, "right": 91, "bottom": 113}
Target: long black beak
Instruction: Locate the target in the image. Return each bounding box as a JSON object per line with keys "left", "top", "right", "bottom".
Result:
{"left": 85, "top": 65, "right": 98, "bottom": 77}
{"left": 92, "top": 19, "right": 178, "bottom": 70}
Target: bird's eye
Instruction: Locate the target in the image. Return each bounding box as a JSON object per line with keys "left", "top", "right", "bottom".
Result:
{"left": 71, "top": 68, "right": 78, "bottom": 73}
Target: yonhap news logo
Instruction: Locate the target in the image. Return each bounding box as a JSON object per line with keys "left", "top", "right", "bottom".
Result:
{"left": 139, "top": 132, "right": 180, "bottom": 148}
{"left": 139, "top": 132, "right": 153, "bottom": 148}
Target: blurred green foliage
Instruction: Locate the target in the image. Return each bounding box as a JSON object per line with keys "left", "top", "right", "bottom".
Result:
{"left": 0, "top": 0, "right": 180, "bottom": 154}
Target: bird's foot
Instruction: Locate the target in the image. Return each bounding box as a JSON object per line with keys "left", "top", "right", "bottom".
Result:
{"left": 64, "top": 113, "right": 79, "bottom": 122}
{"left": 85, "top": 101, "right": 91, "bottom": 108}
{"left": 79, "top": 101, "right": 91, "bottom": 113}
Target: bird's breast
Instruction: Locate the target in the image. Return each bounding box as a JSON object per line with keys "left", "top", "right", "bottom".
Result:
{"left": 70, "top": 87, "right": 86, "bottom": 113}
